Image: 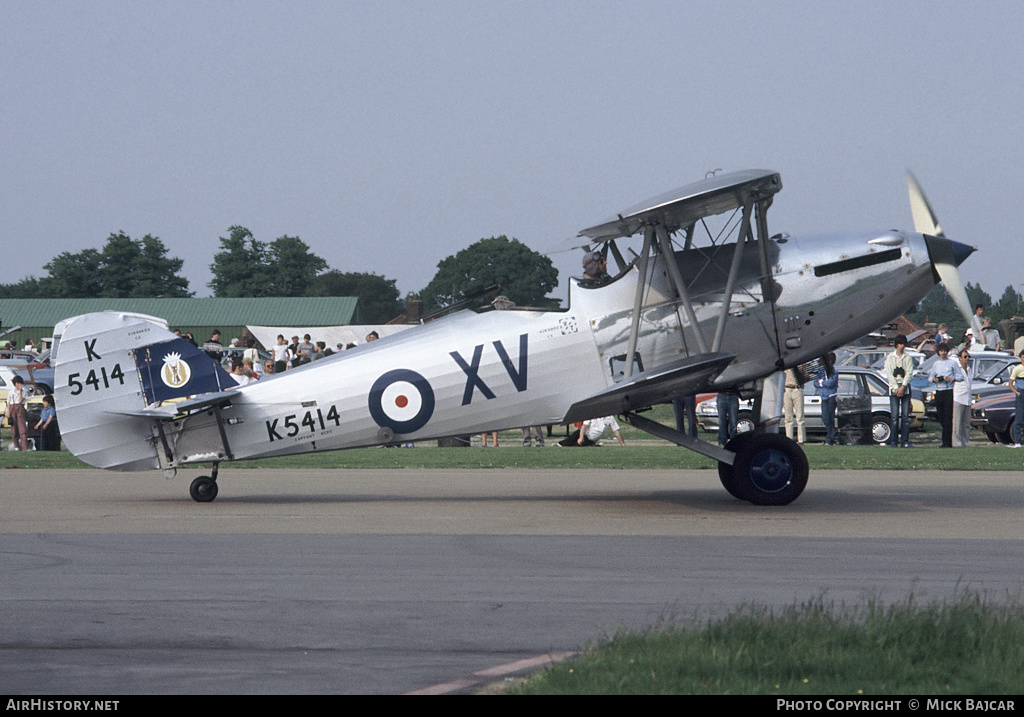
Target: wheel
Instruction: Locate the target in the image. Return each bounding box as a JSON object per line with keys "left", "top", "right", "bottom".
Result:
{"left": 718, "top": 431, "right": 759, "bottom": 499}
{"left": 189, "top": 476, "right": 218, "bottom": 502}
{"left": 985, "top": 431, "right": 998, "bottom": 443}
{"left": 736, "top": 411, "right": 756, "bottom": 434}
{"left": 996, "top": 430, "right": 1013, "bottom": 445}
{"left": 870, "top": 413, "right": 892, "bottom": 445}
{"left": 725, "top": 433, "right": 809, "bottom": 506}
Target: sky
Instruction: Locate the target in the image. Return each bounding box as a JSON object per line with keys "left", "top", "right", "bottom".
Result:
{"left": 3, "top": 0, "right": 1022, "bottom": 305}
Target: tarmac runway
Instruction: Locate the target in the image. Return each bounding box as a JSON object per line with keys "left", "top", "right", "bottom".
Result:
{"left": 2, "top": 467, "right": 1022, "bottom": 694}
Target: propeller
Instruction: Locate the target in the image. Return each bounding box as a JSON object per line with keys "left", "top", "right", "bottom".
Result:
{"left": 908, "top": 171, "right": 974, "bottom": 325}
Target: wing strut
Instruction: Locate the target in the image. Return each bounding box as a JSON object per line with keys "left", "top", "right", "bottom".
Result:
{"left": 623, "top": 227, "right": 655, "bottom": 378}
{"left": 755, "top": 198, "right": 786, "bottom": 369}
{"left": 655, "top": 224, "right": 709, "bottom": 355}
{"left": 710, "top": 200, "right": 753, "bottom": 352}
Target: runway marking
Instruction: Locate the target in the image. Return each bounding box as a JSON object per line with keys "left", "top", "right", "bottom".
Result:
{"left": 405, "top": 650, "right": 578, "bottom": 695}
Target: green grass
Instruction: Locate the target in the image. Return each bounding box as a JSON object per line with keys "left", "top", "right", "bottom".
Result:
{"left": 510, "top": 593, "right": 1024, "bottom": 695}
{"left": 3, "top": 418, "right": 1023, "bottom": 471}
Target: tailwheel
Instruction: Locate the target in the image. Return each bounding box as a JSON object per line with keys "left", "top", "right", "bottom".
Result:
{"left": 189, "top": 475, "right": 219, "bottom": 502}
{"left": 720, "top": 433, "right": 808, "bottom": 505}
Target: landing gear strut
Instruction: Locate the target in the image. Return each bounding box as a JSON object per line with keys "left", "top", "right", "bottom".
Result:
{"left": 189, "top": 463, "right": 220, "bottom": 502}
{"left": 623, "top": 410, "right": 809, "bottom": 505}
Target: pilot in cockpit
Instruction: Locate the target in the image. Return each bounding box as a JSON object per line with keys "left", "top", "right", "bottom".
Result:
{"left": 579, "top": 250, "right": 610, "bottom": 287}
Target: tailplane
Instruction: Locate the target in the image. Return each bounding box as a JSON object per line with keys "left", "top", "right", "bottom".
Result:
{"left": 53, "top": 312, "right": 234, "bottom": 470}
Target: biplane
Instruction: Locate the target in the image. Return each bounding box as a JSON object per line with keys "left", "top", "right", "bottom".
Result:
{"left": 51, "top": 169, "right": 972, "bottom": 504}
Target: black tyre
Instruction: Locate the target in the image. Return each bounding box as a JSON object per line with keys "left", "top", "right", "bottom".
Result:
{"left": 189, "top": 476, "right": 218, "bottom": 502}
{"left": 870, "top": 413, "right": 892, "bottom": 445}
{"left": 996, "top": 430, "right": 1013, "bottom": 445}
{"left": 717, "top": 431, "right": 758, "bottom": 500}
{"left": 728, "top": 433, "right": 809, "bottom": 506}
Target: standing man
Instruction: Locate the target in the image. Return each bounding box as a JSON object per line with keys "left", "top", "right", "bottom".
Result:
{"left": 814, "top": 353, "right": 839, "bottom": 446}
{"left": 203, "top": 330, "right": 224, "bottom": 363}
{"left": 716, "top": 388, "right": 741, "bottom": 447}
{"left": 296, "top": 334, "right": 316, "bottom": 359}
{"left": 980, "top": 317, "right": 1002, "bottom": 351}
{"left": 783, "top": 365, "right": 807, "bottom": 444}
{"left": 521, "top": 426, "right": 545, "bottom": 447}
{"left": 1008, "top": 350, "right": 1024, "bottom": 449}
{"left": 952, "top": 347, "right": 974, "bottom": 447}
{"left": 971, "top": 304, "right": 985, "bottom": 347}
{"left": 272, "top": 335, "right": 289, "bottom": 373}
{"left": 672, "top": 396, "right": 699, "bottom": 439}
{"left": 928, "top": 342, "right": 964, "bottom": 448}
{"left": 884, "top": 335, "right": 915, "bottom": 448}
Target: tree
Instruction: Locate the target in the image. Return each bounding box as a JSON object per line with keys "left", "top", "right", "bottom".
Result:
{"left": 992, "top": 285, "right": 1024, "bottom": 323}
{"left": 965, "top": 282, "right": 992, "bottom": 313}
{"left": 419, "top": 236, "right": 558, "bottom": 312}
{"left": 919, "top": 284, "right": 962, "bottom": 334}
{"left": 0, "top": 233, "right": 192, "bottom": 299}
{"left": 95, "top": 232, "right": 192, "bottom": 298}
{"left": 209, "top": 228, "right": 327, "bottom": 297}
{"left": 265, "top": 236, "right": 327, "bottom": 297}
{"left": 40, "top": 248, "right": 104, "bottom": 298}
{"left": 312, "top": 271, "right": 404, "bottom": 323}
{"left": 0, "top": 276, "right": 44, "bottom": 299}
{"left": 208, "top": 226, "right": 269, "bottom": 297}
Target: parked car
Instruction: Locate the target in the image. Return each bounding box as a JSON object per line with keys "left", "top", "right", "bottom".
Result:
{"left": 696, "top": 366, "right": 925, "bottom": 445}
{"left": 971, "top": 393, "right": 1018, "bottom": 444}
{"left": 915, "top": 351, "right": 1018, "bottom": 415}
{"left": 0, "top": 357, "right": 54, "bottom": 395}
{"left": 838, "top": 346, "right": 925, "bottom": 372}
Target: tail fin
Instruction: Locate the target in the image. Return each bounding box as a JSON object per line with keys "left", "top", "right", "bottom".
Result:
{"left": 53, "top": 312, "right": 234, "bottom": 471}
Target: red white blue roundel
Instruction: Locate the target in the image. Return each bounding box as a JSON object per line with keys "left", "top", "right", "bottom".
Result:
{"left": 368, "top": 369, "right": 435, "bottom": 434}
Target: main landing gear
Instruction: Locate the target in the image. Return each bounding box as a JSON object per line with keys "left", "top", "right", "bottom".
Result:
{"left": 623, "top": 411, "right": 809, "bottom": 505}
{"left": 189, "top": 463, "right": 220, "bottom": 502}
{"left": 717, "top": 432, "right": 808, "bottom": 506}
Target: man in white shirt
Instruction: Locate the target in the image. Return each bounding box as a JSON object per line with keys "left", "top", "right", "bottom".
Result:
{"left": 272, "top": 335, "right": 290, "bottom": 373}
{"left": 558, "top": 415, "right": 626, "bottom": 446}
{"left": 928, "top": 342, "right": 965, "bottom": 448}
{"left": 884, "top": 335, "right": 915, "bottom": 447}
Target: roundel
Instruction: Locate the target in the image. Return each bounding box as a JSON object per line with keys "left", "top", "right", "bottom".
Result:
{"left": 368, "top": 369, "right": 435, "bottom": 434}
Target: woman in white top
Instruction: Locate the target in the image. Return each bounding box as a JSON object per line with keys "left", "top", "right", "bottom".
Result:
{"left": 5, "top": 375, "right": 29, "bottom": 450}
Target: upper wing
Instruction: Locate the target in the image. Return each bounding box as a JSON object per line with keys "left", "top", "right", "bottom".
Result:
{"left": 563, "top": 352, "right": 736, "bottom": 423}
{"left": 577, "top": 169, "right": 781, "bottom": 243}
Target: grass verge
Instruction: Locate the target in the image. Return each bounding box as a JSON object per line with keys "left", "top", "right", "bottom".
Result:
{"left": 509, "top": 593, "right": 1024, "bottom": 694}
{"left": 2, "top": 441, "right": 1024, "bottom": 471}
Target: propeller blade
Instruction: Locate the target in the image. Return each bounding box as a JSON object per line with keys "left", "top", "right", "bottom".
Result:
{"left": 911, "top": 172, "right": 974, "bottom": 324}
{"left": 924, "top": 234, "right": 974, "bottom": 325}
{"left": 907, "top": 171, "right": 943, "bottom": 237}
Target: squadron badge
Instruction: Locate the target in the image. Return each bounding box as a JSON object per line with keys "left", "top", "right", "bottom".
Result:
{"left": 160, "top": 352, "right": 192, "bottom": 389}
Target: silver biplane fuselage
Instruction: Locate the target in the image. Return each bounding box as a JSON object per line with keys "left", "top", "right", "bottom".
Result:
{"left": 52, "top": 170, "right": 971, "bottom": 504}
